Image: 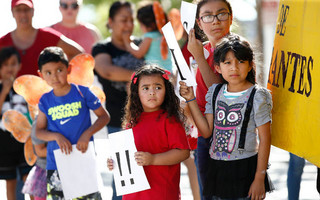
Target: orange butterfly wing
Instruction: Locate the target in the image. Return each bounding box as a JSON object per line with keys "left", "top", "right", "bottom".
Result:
{"left": 13, "top": 75, "right": 52, "bottom": 106}
{"left": 24, "top": 137, "right": 37, "bottom": 166}
{"left": 2, "top": 110, "right": 32, "bottom": 143}
{"left": 67, "top": 53, "right": 95, "bottom": 87}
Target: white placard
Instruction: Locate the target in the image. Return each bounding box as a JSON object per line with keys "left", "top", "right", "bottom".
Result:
{"left": 162, "top": 22, "right": 197, "bottom": 86}
{"left": 180, "top": 1, "right": 210, "bottom": 59}
{"left": 53, "top": 142, "right": 99, "bottom": 199}
{"left": 180, "top": 1, "right": 197, "bottom": 34}
{"left": 108, "top": 129, "right": 150, "bottom": 196}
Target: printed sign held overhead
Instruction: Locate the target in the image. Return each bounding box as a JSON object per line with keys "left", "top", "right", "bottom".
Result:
{"left": 180, "top": 1, "right": 209, "bottom": 59}
{"left": 162, "top": 22, "right": 197, "bottom": 87}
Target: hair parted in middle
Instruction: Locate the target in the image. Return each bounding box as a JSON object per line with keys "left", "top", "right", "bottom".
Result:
{"left": 122, "top": 64, "right": 185, "bottom": 129}
{"left": 213, "top": 34, "right": 256, "bottom": 84}
{"left": 193, "top": 0, "right": 233, "bottom": 42}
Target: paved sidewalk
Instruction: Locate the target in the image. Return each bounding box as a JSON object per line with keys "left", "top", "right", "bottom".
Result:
{"left": 262, "top": 146, "right": 318, "bottom": 200}
{"left": 1, "top": 144, "right": 318, "bottom": 200}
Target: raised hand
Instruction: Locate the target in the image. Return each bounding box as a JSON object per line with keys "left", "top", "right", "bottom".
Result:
{"left": 187, "top": 29, "right": 205, "bottom": 60}
{"left": 179, "top": 81, "right": 195, "bottom": 101}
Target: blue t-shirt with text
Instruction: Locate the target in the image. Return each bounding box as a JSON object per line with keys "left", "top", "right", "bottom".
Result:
{"left": 38, "top": 84, "right": 101, "bottom": 170}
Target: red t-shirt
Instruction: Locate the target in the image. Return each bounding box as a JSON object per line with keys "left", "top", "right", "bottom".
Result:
{"left": 51, "top": 22, "right": 95, "bottom": 53}
{"left": 0, "top": 27, "right": 61, "bottom": 77}
{"left": 124, "top": 110, "right": 190, "bottom": 200}
{"left": 181, "top": 41, "right": 193, "bottom": 66}
{"left": 195, "top": 42, "right": 216, "bottom": 114}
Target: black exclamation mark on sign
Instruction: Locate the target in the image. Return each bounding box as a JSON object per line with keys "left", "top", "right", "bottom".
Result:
{"left": 116, "top": 150, "right": 135, "bottom": 187}
{"left": 125, "top": 150, "right": 134, "bottom": 185}
{"left": 116, "top": 152, "right": 125, "bottom": 186}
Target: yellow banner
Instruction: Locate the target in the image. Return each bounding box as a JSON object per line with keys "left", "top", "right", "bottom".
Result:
{"left": 268, "top": 0, "right": 320, "bottom": 167}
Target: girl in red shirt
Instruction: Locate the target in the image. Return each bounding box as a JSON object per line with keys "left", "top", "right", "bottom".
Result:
{"left": 108, "top": 65, "right": 190, "bottom": 200}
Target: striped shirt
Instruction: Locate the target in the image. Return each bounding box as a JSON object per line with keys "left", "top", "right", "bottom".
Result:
{"left": 223, "top": 86, "right": 248, "bottom": 99}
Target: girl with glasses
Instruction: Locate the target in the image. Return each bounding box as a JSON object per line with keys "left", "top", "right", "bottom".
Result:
{"left": 186, "top": 1, "right": 235, "bottom": 200}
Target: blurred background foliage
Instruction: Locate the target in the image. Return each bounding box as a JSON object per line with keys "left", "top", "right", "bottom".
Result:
{"left": 83, "top": 0, "right": 194, "bottom": 38}
{"left": 81, "top": 0, "right": 267, "bottom": 82}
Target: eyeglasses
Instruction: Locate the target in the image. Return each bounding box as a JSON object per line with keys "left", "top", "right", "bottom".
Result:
{"left": 200, "top": 12, "right": 230, "bottom": 23}
{"left": 60, "top": 2, "right": 79, "bottom": 10}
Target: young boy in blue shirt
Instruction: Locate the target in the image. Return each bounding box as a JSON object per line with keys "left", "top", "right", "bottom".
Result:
{"left": 36, "top": 46, "right": 110, "bottom": 199}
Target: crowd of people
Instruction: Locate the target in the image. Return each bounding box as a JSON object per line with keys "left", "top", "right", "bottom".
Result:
{"left": 0, "top": 0, "right": 319, "bottom": 200}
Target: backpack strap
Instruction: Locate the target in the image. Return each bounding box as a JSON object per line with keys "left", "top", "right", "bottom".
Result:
{"left": 237, "top": 86, "right": 257, "bottom": 154}
{"left": 75, "top": 84, "right": 84, "bottom": 98}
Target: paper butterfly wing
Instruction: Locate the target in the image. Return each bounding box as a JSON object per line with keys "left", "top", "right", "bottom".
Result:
{"left": 67, "top": 53, "right": 95, "bottom": 87}
{"left": 13, "top": 75, "right": 52, "bottom": 106}
{"left": 2, "top": 110, "right": 32, "bottom": 143}
{"left": 24, "top": 136, "right": 37, "bottom": 166}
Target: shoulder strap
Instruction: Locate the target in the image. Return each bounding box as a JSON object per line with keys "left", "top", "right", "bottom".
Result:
{"left": 210, "top": 84, "right": 223, "bottom": 143}
{"left": 212, "top": 84, "right": 224, "bottom": 113}
{"left": 75, "top": 84, "right": 84, "bottom": 98}
{"left": 238, "top": 86, "right": 257, "bottom": 154}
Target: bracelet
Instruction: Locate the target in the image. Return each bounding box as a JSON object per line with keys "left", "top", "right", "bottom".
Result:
{"left": 186, "top": 97, "right": 196, "bottom": 103}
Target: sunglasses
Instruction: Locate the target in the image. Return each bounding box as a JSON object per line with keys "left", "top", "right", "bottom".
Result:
{"left": 60, "top": 2, "right": 79, "bottom": 10}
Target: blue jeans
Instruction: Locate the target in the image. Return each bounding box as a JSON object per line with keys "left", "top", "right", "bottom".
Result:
{"left": 196, "top": 136, "right": 212, "bottom": 200}
{"left": 16, "top": 170, "right": 24, "bottom": 200}
{"left": 108, "top": 126, "right": 123, "bottom": 200}
{"left": 317, "top": 167, "right": 320, "bottom": 194}
{"left": 287, "top": 153, "right": 305, "bottom": 200}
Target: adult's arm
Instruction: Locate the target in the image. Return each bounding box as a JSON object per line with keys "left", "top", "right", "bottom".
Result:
{"left": 57, "top": 35, "right": 84, "bottom": 60}
{"left": 94, "top": 53, "right": 134, "bottom": 82}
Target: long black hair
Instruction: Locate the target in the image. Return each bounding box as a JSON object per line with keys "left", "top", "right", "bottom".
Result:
{"left": 213, "top": 34, "right": 256, "bottom": 84}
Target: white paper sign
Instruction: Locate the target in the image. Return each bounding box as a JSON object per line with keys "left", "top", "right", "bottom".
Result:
{"left": 108, "top": 129, "right": 150, "bottom": 196}
{"left": 180, "top": 1, "right": 210, "bottom": 59}
{"left": 180, "top": 1, "right": 197, "bottom": 34}
{"left": 162, "top": 22, "right": 197, "bottom": 86}
{"left": 53, "top": 142, "right": 99, "bottom": 199}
